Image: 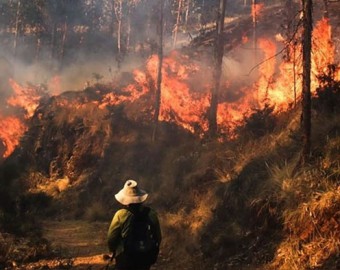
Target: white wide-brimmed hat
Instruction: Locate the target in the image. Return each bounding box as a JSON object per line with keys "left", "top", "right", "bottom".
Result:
{"left": 115, "top": 180, "right": 148, "bottom": 205}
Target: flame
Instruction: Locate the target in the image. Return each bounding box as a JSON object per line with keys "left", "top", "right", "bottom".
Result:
{"left": 252, "top": 3, "right": 264, "bottom": 22}
{"left": 8, "top": 79, "right": 42, "bottom": 118}
{"left": 95, "top": 18, "right": 338, "bottom": 136}
{"left": 0, "top": 79, "right": 44, "bottom": 157}
{"left": 0, "top": 16, "right": 338, "bottom": 157}
{"left": 0, "top": 115, "right": 27, "bottom": 158}
{"left": 100, "top": 69, "right": 149, "bottom": 109}
{"left": 147, "top": 52, "right": 210, "bottom": 133}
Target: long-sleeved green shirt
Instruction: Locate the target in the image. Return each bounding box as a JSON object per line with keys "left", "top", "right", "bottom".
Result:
{"left": 107, "top": 205, "right": 162, "bottom": 257}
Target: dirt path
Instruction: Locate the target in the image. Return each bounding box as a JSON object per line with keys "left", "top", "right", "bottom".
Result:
{"left": 24, "top": 220, "right": 111, "bottom": 269}
{"left": 21, "top": 220, "right": 262, "bottom": 270}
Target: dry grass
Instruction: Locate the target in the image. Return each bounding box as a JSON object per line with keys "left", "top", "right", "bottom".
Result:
{"left": 270, "top": 186, "right": 340, "bottom": 270}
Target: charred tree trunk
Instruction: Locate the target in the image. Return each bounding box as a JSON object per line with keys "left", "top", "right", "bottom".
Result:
{"left": 252, "top": 0, "right": 257, "bottom": 66}
{"left": 35, "top": 38, "right": 41, "bottom": 63}
{"left": 208, "top": 0, "right": 226, "bottom": 137}
{"left": 173, "top": 0, "right": 183, "bottom": 48}
{"left": 293, "top": 42, "right": 297, "bottom": 107}
{"left": 152, "top": 0, "right": 164, "bottom": 141}
{"left": 59, "top": 17, "right": 68, "bottom": 71}
{"left": 13, "top": 0, "right": 21, "bottom": 58}
{"left": 301, "top": 0, "right": 313, "bottom": 162}
{"left": 50, "top": 22, "right": 57, "bottom": 62}
{"left": 323, "top": 0, "right": 329, "bottom": 18}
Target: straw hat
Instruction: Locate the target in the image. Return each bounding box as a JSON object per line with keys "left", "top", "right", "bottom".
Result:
{"left": 115, "top": 180, "right": 148, "bottom": 205}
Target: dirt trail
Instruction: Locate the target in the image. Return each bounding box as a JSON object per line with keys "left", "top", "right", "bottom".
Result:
{"left": 24, "top": 220, "right": 111, "bottom": 269}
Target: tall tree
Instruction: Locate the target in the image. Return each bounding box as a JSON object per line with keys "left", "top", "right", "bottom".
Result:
{"left": 301, "top": 0, "right": 313, "bottom": 161}
{"left": 172, "top": 0, "right": 183, "bottom": 48}
{"left": 13, "top": 0, "right": 21, "bottom": 58}
{"left": 323, "top": 0, "right": 329, "bottom": 18}
{"left": 252, "top": 0, "right": 257, "bottom": 66}
{"left": 208, "top": 0, "right": 226, "bottom": 137}
{"left": 152, "top": 0, "right": 164, "bottom": 141}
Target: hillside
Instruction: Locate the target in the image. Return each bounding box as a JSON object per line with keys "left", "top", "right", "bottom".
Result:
{"left": 0, "top": 1, "right": 340, "bottom": 269}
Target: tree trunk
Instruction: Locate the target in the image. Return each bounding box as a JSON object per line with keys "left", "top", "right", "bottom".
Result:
{"left": 114, "top": 0, "right": 123, "bottom": 68}
{"left": 126, "top": 5, "right": 131, "bottom": 52}
{"left": 293, "top": 42, "right": 297, "bottom": 107}
{"left": 301, "top": 0, "right": 313, "bottom": 161}
{"left": 252, "top": 0, "right": 257, "bottom": 66}
{"left": 152, "top": 0, "right": 164, "bottom": 141}
{"left": 50, "top": 22, "right": 57, "bottom": 62}
{"left": 208, "top": 0, "right": 226, "bottom": 137}
{"left": 60, "top": 17, "right": 68, "bottom": 71}
{"left": 173, "top": 0, "right": 183, "bottom": 48}
{"left": 13, "top": 0, "right": 21, "bottom": 58}
{"left": 185, "top": 0, "right": 191, "bottom": 26}
{"left": 323, "top": 0, "right": 329, "bottom": 18}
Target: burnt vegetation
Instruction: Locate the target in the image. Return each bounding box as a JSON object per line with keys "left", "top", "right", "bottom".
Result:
{"left": 0, "top": 0, "right": 340, "bottom": 269}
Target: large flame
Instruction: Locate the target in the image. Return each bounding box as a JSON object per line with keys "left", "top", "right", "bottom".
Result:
{"left": 253, "top": 17, "right": 337, "bottom": 112}
{"left": 8, "top": 79, "right": 43, "bottom": 118}
{"left": 0, "top": 115, "right": 27, "bottom": 158}
{"left": 1, "top": 17, "right": 338, "bottom": 157}
{"left": 0, "top": 79, "right": 44, "bottom": 158}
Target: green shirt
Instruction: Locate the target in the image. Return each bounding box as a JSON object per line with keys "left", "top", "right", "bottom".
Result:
{"left": 107, "top": 205, "right": 162, "bottom": 256}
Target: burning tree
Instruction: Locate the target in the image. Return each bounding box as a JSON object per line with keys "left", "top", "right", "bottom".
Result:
{"left": 208, "top": 0, "right": 227, "bottom": 137}
{"left": 301, "top": 0, "right": 313, "bottom": 162}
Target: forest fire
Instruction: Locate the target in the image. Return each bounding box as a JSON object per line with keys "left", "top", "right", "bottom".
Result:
{"left": 251, "top": 2, "right": 264, "bottom": 21}
{"left": 8, "top": 79, "right": 42, "bottom": 118}
{"left": 0, "top": 17, "right": 338, "bottom": 157}
{"left": 0, "top": 79, "right": 44, "bottom": 158}
{"left": 0, "top": 115, "right": 27, "bottom": 158}
{"left": 0, "top": 1, "right": 339, "bottom": 270}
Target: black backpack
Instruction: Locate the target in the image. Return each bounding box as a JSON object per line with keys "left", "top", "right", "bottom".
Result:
{"left": 121, "top": 207, "right": 159, "bottom": 267}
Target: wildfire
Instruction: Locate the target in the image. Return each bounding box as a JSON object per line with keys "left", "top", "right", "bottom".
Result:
{"left": 252, "top": 17, "right": 337, "bottom": 112}
{"left": 0, "top": 15, "right": 338, "bottom": 158}
{"left": 252, "top": 3, "right": 264, "bottom": 22}
{"left": 0, "top": 79, "right": 45, "bottom": 158}
{"left": 146, "top": 52, "right": 210, "bottom": 133}
{"left": 0, "top": 115, "right": 27, "bottom": 158}
{"left": 95, "top": 17, "right": 338, "bottom": 136}
{"left": 8, "top": 79, "right": 43, "bottom": 118}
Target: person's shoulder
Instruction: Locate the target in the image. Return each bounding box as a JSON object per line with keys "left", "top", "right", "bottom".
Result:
{"left": 146, "top": 206, "right": 159, "bottom": 218}
{"left": 115, "top": 208, "right": 131, "bottom": 219}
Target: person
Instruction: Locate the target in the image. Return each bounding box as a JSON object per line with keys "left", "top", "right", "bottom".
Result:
{"left": 107, "top": 180, "right": 162, "bottom": 270}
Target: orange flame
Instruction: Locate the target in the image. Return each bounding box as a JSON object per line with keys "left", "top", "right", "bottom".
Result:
{"left": 0, "top": 79, "right": 44, "bottom": 157}
{"left": 0, "top": 115, "right": 27, "bottom": 158}
{"left": 252, "top": 17, "right": 337, "bottom": 112}
{"left": 1, "top": 17, "right": 338, "bottom": 155}
{"left": 147, "top": 52, "right": 210, "bottom": 133}
{"left": 252, "top": 3, "right": 264, "bottom": 22}
{"left": 8, "top": 79, "right": 42, "bottom": 118}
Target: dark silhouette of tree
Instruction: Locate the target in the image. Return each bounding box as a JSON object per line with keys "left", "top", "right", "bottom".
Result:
{"left": 301, "top": 0, "right": 313, "bottom": 162}
{"left": 152, "top": 0, "right": 164, "bottom": 141}
{"left": 208, "top": 0, "right": 226, "bottom": 137}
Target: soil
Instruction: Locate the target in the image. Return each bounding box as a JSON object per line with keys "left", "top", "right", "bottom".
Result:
{"left": 22, "top": 220, "right": 110, "bottom": 269}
